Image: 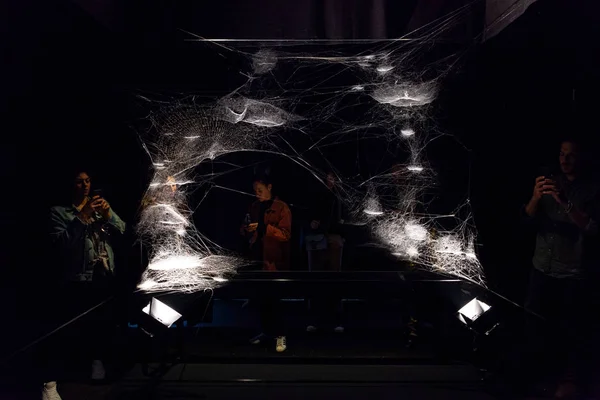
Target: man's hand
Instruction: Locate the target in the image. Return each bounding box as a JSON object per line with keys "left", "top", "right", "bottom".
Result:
{"left": 550, "top": 190, "right": 568, "bottom": 206}
{"left": 532, "top": 176, "right": 547, "bottom": 201}
{"left": 526, "top": 176, "right": 551, "bottom": 217}
{"left": 310, "top": 220, "right": 320, "bottom": 230}
{"left": 541, "top": 178, "right": 568, "bottom": 206}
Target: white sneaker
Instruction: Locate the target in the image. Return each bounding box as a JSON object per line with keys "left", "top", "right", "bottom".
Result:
{"left": 91, "top": 359, "right": 106, "bottom": 381}
{"left": 275, "top": 336, "right": 287, "bottom": 353}
{"left": 306, "top": 325, "right": 317, "bottom": 333}
{"left": 334, "top": 326, "right": 345, "bottom": 334}
{"left": 42, "top": 381, "right": 62, "bottom": 400}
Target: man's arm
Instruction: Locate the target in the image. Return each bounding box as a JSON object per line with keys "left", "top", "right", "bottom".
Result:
{"left": 524, "top": 176, "right": 548, "bottom": 218}
{"left": 49, "top": 207, "right": 87, "bottom": 249}
{"left": 524, "top": 196, "right": 541, "bottom": 218}
{"left": 566, "top": 206, "right": 594, "bottom": 232}
{"left": 585, "top": 190, "right": 600, "bottom": 234}
{"left": 545, "top": 180, "right": 598, "bottom": 232}
{"left": 567, "top": 189, "right": 599, "bottom": 234}
{"left": 310, "top": 192, "right": 335, "bottom": 230}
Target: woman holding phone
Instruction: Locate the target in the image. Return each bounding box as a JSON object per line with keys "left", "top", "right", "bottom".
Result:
{"left": 240, "top": 174, "right": 292, "bottom": 352}
{"left": 241, "top": 174, "right": 292, "bottom": 271}
{"left": 42, "top": 170, "right": 126, "bottom": 399}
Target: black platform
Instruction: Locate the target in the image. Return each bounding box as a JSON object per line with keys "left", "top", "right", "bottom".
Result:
{"left": 114, "top": 327, "right": 491, "bottom": 399}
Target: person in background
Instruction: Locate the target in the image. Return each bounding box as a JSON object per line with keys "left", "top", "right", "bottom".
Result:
{"left": 139, "top": 175, "right": 178, "bottom": 211}
{"left": 521, "top": 138, "right": 599, "bottom": 398}
{"left": 308, "top": 171, "right": 345, "bottom": 270}
{"left": 42, "top": 170, "right": 126, "bottom": 400}
{"left": 241, "top": 174, "right": 292, "bottom": 352}
{"left": 305, "top": 170, "right": 345, "bottom": 334}
{"left": 137, "top": 175, "right": 180, "bottom": 268}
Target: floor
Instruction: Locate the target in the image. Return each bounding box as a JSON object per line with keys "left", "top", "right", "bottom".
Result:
{"left": 3, "top": 288, "right": 599, "bottom": 399}
{"left": 1, "top": 326, "right": 486, "bottom": 399}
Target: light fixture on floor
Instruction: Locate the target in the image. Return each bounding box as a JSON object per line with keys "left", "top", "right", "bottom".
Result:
{"left": 137, "top": 291, "right": 214, "bottom": 337}
{"left": 142, "top": 297, "right": 182, "bottom": 328}
{"left": 457, "top": 296, "right": 500, "bottom": 344}
{"left": 457, "top": 297, "right": 490, "bottom": 325}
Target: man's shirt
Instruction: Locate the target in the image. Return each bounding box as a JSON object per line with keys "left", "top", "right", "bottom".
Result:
{"left": 525, "top": 174, "right": 599, "bottom": 278}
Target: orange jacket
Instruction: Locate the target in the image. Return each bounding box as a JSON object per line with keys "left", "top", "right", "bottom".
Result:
{"left": 245, "top": 198, "right": 292, "bottom": 271}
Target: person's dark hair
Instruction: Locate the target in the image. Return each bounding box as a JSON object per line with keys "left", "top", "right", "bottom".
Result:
{"left": 252, "top": 163, "right": 273, "bottom": 186}
{"left": 253, "top": 173, "right": 272, "bottom": 186}
{"left": 558, "top": 135, "right": 595, "bottom": 178}
{"left": 559, "top": 136, "right": 588, "bottom": 163}
{"left": 51, "top": 166, "right": 93, "bottom": 205}
{"left": 559, "top": 136, "right": 581, "bottom": 149}
{"left": 69, "top": 166, "right": 93, "bottom": 182}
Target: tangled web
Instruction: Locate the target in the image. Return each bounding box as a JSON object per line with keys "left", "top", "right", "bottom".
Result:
{"left": 136, "top": 18, "right": 486, "bottom": 293}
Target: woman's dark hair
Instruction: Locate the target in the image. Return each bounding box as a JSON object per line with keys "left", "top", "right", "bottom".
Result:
{"left": 253, "top": 173, "right": 272, "bottom": 186}
{"left": 252, "top": 164, "right": 273, "bottom": 186}
{"left": 51, "top": 166, "right": 93, "bottom": 205}
{"left": 69, "top": 165, "right": 94, "bottom": 182}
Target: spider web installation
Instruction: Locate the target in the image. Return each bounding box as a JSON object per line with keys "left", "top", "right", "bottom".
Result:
{"left": 135, "top": 6, "right": 494, "bottom": 294}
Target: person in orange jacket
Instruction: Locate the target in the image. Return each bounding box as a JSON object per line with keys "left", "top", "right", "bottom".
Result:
{"left": 241, "top": 175, "right": 292, "bottom": 271}
{"left": 241, "top": 174, "right": 292, "bottom": 352}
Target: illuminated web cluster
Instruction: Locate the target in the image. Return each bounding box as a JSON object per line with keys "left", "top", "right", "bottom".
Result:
{"left": 373, "top": 205, "right": 483, "bottom": 285}
{"left": 136, "top": 10, "right": 487, "bottom": 292}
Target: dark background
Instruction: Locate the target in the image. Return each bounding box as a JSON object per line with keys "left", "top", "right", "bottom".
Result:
{"left": 1, "top": 0, "right": 599, "bottom": 307}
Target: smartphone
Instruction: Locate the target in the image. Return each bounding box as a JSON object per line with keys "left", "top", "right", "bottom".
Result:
{"left": 537, "top": 167, "right": 557, "bottom": 195}
{"left": 92, "top": 188, "right": 103, "bottom": 198}
{"left": 538, "top": 166, "right": 556, "bottom": 179}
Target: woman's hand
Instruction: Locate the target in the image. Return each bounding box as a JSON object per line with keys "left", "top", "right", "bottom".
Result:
{"left": 80, "top": 196, "right": 103, "bottom": 221}
{"left": 246, "top": 223, "right": 258, "bottom": 232}
{"left": 96, "top": 198, "right": 111, "bottom": 220}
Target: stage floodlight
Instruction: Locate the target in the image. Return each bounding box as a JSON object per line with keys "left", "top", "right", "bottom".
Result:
{"left": 135, "top": 290, "right": 215, "bottom": 337}
{"left": 142, "top": 297, "right": 182, "bottom": 328}
{"left": 457, "top": 297, "right": 491, "bottom": 325}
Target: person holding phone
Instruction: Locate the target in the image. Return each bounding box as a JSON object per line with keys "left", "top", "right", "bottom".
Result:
{"left": 521, "top": 139, "right": 599, "bottom": 397}
{"left": 240, "top": 174, "right": 291, "bottom": 353}
{"left": 241, "top": 175, "right": 292, "bottom": 271}
{"left": 50, "top": 171, "right": 126, "bottom": 282}
{"left": 42, "top": 170, "right": 126, "bottom": 399}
